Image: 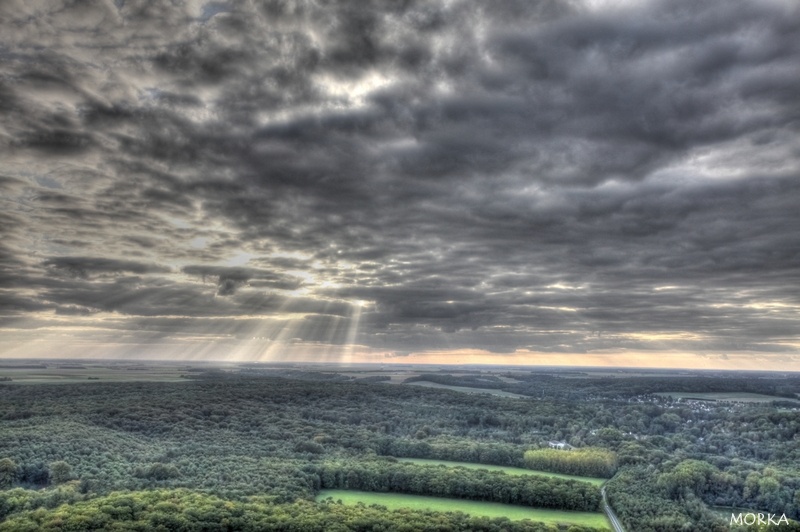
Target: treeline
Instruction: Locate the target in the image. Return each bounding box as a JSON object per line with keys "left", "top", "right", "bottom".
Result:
{"left": 523, "top": 448, "right": 617, "bottom": 479}
{"left": 0, "top": 488, "right": 605, "bottom": 532}
{"left": 376, "top": 439, "right": 525, "bottom": 468}
{"left": 317, "top": 460, "right": 601, "bottom": 512}
{"left": 498, "top": 372, "right": 800, "bottom": 400}
{"left": 585, "top": 375, "right": 800, "bottom": 400}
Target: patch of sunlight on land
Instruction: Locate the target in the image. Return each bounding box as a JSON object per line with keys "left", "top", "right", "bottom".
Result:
{"left": 396, "top": 458, "right": 607, "bottom": 486}
{"left": 316, "top": 490, "right": 611, "bottom": 529}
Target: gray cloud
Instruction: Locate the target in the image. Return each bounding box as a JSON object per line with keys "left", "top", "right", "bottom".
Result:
{"left": 1, "top": 0, "right": 799, "bottom": 364}
{"left": 182, "top": 265, "right": 302, "bottom": 295}
{"left": 44, "top": 257, "right": 172, "bottom": 279}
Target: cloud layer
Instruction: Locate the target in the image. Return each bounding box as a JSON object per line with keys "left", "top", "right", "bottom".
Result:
{"left": 1, "top": 0, "right": 799, "bottom": 366}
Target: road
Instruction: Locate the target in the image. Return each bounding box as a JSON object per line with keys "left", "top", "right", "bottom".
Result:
{"left": 601, "top": 486, "right": 626, "bottom": 532}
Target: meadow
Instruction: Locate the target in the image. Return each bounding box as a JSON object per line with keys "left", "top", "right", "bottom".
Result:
{"left": 316, "top": 489, "right": 611, "bottom": 529}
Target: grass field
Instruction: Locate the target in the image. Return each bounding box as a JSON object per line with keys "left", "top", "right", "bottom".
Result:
{"left": 654, "top": 392, "right": 800, "bottom": 404}
{"left": 316, "top": 490, "right": 610, "bottom": 529}
{"left": 396, "top": 458, "right": 607, "bottom": 486}
{"left": 404, "top": 380, "right": 529, "bottom": 398}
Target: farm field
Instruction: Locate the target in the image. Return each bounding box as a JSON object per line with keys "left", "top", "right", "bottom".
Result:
{"left": 316, "top": 489, "right": 611, "bottom": 529}
{"left": 654, "top": 391, "right": 800, "bottom": 403}
{"left": 404, "top": 380, "right": 529, "bottom": 398}
{"left": 0, "top": 363, "right": 201, "bottom": 384}
{"left": 396, "top": 458, "right": 607, "bottom": 486}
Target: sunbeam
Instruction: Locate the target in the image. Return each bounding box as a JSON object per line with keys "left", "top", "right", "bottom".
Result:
{"left": 341, "top": 300, "right": 366, "bottom": 365}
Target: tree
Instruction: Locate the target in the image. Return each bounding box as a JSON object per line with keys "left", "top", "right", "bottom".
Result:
{"left": 137, "top": 463, "right": 180, "bottom": 481}
{"left": 0, "top": 458, "right": 17, "bottom": 488}
{"left": 49, "top": 461, "right": 72, "bottom": 485}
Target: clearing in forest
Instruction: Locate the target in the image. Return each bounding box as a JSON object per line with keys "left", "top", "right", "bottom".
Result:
{"left": 316, "top": 490, "right": 611, "bottom": 529}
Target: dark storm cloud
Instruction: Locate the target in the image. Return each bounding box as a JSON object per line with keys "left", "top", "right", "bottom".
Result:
{"left": 44, "top": 257, "right": 172, "bottom": 279}
{"left": 182, "top": 265, "right": 302, "bottom": 295}
{"left": 1, "top": 0, "right": 799, "bottom": 361}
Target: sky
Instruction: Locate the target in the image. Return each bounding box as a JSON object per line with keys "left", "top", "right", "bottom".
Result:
{"left": 1, "top": 0, "right": 799, "bottom": 370}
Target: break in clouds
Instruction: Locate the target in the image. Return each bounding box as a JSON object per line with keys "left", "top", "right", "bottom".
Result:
{"left": 1, "top": 0, "right": 799, "bottom": 366}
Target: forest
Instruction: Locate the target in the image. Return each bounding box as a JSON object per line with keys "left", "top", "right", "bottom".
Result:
{"left": 1, "top": 365, "right": 799, "bottom": 531}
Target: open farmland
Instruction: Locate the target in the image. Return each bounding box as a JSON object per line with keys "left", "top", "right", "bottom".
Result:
{"left": 0, "top": 362, "right": 205, "bottom": 384}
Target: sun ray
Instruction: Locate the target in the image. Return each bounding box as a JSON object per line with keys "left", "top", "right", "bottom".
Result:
{"left": 340, "top": 301, "right": 365, "bottom": 366}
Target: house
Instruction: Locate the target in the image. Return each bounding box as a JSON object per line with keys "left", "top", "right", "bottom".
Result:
{"left": 548, "top": 441, "right": 573, "bottom": 450}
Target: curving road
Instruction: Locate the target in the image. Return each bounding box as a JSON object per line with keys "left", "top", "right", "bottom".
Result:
{"left": 601, "top": 486, "right": 626, "bottom": 532}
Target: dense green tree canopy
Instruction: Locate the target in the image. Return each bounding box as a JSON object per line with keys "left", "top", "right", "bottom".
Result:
{"left": 1, "top": 372, "right": 799, "bottom": 530}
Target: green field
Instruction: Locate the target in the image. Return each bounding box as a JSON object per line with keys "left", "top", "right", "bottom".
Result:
{"left": 655, "top": 392, "right": 800, "bottom": 404}
{"left": 397, "top": 458, "right": 607, "bottom": 486}
{"left": 316, "top": 490, "right": 611, "bottom": 529}
{"left": 404, "top": 380, "right": 529, "bottom": 398}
